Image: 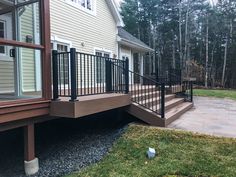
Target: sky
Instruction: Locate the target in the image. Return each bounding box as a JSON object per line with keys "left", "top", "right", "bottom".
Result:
{"left": 114, "top": 0, "right": 219, "bottom": 6}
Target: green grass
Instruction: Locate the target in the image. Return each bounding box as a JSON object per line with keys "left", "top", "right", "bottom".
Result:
{"left": 194, "top": 89, "right": 236, "bottom": 100}
{"left": 64, "top": 125, "right": 236, "bottom": 177}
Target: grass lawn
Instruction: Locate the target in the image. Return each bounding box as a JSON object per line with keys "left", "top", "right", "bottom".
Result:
{"left": 65, "top": 125, "right": 236, "bottom": 177}
{"left": 194, "top": 89, "right": 236, "bottom": 100}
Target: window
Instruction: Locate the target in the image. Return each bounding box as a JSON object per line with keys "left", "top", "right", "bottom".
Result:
{"left": 51, "top": 42, "right": 70, "bottom": 85}
{"left": 95, "top": 51, "right": 110, "bottom": 83}
{"left": 66, "top": 0, "right": 94, "bottom": 12}
{"left": 0, "top": 21, "right": 6, "bottom": 54}
{"left": 58, "top": 44, "right": 70, "bottom": 85}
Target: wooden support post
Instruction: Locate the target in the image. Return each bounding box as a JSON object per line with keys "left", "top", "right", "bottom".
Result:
{"left": 24, "top": 124, "right": 39, "bottom": 175}
{"left": 24, "top": 124, "right": 35, "bottom": 162}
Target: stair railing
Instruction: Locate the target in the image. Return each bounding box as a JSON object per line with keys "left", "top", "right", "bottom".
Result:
{"left": 128, "top": 69, "right": 166, "bottom": 118}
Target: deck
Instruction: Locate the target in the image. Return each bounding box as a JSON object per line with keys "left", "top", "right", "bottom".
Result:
{"left": 50, "top": 93, "right": 131, "bottom": 118}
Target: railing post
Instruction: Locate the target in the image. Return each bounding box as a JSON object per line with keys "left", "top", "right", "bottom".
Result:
{"left": 161, "top": 83, "right": 165, "bottom": 118}
{"left": 169, "top": 67, "right": 172, "bottom": 88}
{"left": 52, "top": 50, "right": 59, "bottom": 101}
{"left": 125, "top": 58, "right": 129, "bottom": 94}
{"left": 179, "top": 69, "right": 182, "bottom": 85}
{"left": 156, "top": 68, "right": 159, "bottom": 87}
{"left": 105, "top": 59, "right": 112, "bottom": 92}
{"left": 70, "top": 48, "right": 78, "bottom": 102}
{"left": 190, "top": 81, "right": 193, "bottom": 102}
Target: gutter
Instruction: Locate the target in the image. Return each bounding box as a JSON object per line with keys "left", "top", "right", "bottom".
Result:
{"left": 117, "top": 36, "right": 154, "bottom": 52}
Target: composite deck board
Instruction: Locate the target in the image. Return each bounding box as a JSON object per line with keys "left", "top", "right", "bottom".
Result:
{"left": 50, "top": 93, "right": 131, "bottom": 118}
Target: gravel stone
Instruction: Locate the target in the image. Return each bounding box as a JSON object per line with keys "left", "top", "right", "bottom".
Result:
{"left": 0, "top": 114, "right": 132, "bottom": 177}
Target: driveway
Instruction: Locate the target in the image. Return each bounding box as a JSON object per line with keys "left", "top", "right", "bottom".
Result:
{"left": 168, "top": 96, "right": 236, "bottom": 138}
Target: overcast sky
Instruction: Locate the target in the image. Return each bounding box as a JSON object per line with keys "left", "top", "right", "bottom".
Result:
{"left": 114, "top": 0, "right": 218, "bottom": 6}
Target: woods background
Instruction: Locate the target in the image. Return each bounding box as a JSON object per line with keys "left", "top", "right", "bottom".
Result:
{"left": 120, "top": 0, "right": 236, "bottom": 88}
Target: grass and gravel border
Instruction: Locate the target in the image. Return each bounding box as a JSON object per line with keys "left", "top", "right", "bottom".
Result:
{"left": 65, "top": 124, "right": 236, "bottom": 177}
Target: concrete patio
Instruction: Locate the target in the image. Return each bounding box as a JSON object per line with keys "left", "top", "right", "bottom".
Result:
{"left": 168, "top": 96, "right": 236, "bottom": 138}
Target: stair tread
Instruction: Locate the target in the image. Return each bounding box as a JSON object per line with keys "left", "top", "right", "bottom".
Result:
{"left": 165, "top": 102, "right": 193, "bottom": 119}
{"left": 149, "top": 97, "right": 184, "bottom": 110}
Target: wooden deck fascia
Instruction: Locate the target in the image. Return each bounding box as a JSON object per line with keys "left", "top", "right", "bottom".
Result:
{"left": 50, "top": 94, "right": 131, "bottom": 118}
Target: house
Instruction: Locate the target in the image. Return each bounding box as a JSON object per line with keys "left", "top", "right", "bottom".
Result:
{"left": 49, "top": 0, "right": 154, "bottom": 83}
{"left": 0, "top": 0, "right": 193, "bottom": 176}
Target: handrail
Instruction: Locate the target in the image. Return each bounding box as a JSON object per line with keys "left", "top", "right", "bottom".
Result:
{"left": 127, "top": 68, "right": 166, "bottom": 118}
{"left": 0, "top": 39, "right": 44, "bottom": 50}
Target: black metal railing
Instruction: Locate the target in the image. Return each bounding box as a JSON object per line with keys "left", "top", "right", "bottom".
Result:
{"left": 168, "top": 67, "right": 182, "bottom": 86}
{"left": 52, "top": 48, "right": 129, "bottom": 101}
{"left": 129, "top": 70, "right": 166, "bottom": 118}
{"left": 52, "top": 48, "right": 192, "bottom": 118}
{"left": 182, "top": 80, "right": 193, "bottom": 102}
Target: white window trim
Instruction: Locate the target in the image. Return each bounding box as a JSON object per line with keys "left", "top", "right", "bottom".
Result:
{"left": 51, "top": 36, "right": 72, "bottom": 89}
{"left": 51, "top": 36, "right": 72, "bottom": 50}
{"left": 93, "top": 47, "right": 112, "bottom": 57}
{"left": 64, "top": 0, "right": 97, "bottom": 16}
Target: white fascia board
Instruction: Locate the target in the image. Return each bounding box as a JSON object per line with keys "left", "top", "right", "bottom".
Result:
{"left": 117, "top": 37, "right": 154, "bottom": 52}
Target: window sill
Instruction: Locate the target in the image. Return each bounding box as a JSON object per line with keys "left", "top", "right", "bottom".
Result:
{"left": 64, "top": 0, "right": 96, "bottom": 17}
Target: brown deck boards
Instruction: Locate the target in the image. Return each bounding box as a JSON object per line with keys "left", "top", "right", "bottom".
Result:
{"left": 50, "top": 93, "right": 131, "bottom": 118}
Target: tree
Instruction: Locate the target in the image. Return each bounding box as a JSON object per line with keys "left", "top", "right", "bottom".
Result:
{"left": 121, "top": 0, "right": 236, "bottom": 88}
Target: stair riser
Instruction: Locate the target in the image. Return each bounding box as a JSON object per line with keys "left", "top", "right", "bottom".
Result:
{"left": 134, "top": 95, "right": 176, "bottom": 109}
{"left": 132, "top": 92, "right": 160, "bottom": 101}
{"left": 165, "top": 99, "right": 185, "bottom": 112}
{"left": 130, "top": 87, "right": 158, "bottom": 95}
{"left": 165, "top": 103, "right": 193, "bottom": 126}
{"left": 169, "top": 86, "right": 184, "bottom": 94}
{"left": 150, "top": 99, "right": 185, "bottom": 114}
{"left": 126, "top": 104, "right": 165, "bottom": 127}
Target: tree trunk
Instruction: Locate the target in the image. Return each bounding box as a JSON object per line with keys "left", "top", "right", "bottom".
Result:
{"left": 184, "top": 1, "right": 190, "bottom": 69}
{"left": 205, "top": 14, "right": 209, "bottom": 88}
{"left": 172, "top": 38, "right": 176, "bottom": 69}
{"left": 178, "top": 0, "right": 183, "bottom": 69}
{"left": 222, "top": 37, "right": 228, "bottom": 87}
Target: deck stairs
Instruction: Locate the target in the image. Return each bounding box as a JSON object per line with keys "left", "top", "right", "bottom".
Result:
{"left": 126, "top": 85, "right": 193, "bottom": 127}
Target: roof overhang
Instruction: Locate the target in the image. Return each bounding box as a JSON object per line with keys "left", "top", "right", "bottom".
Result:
{"left": 105, "top": 0, "right": 124, "bottom": 27}
{"left": 117, "top": 36, "right": 154, "bottom": 52}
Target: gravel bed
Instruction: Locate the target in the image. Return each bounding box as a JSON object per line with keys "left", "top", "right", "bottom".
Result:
{"left": 0, "top": 112, "right": 133, "bottom": 177}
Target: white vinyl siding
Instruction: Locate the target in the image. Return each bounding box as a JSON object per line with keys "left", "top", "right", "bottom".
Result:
{"left": 20, "top": 5, "right": 36, "bottom": 92}
{"left": 0, "top": 61, "right": 14, "bottom": 93}
{"left": 50, "top": 0, "right": 118, "bottom": 55}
